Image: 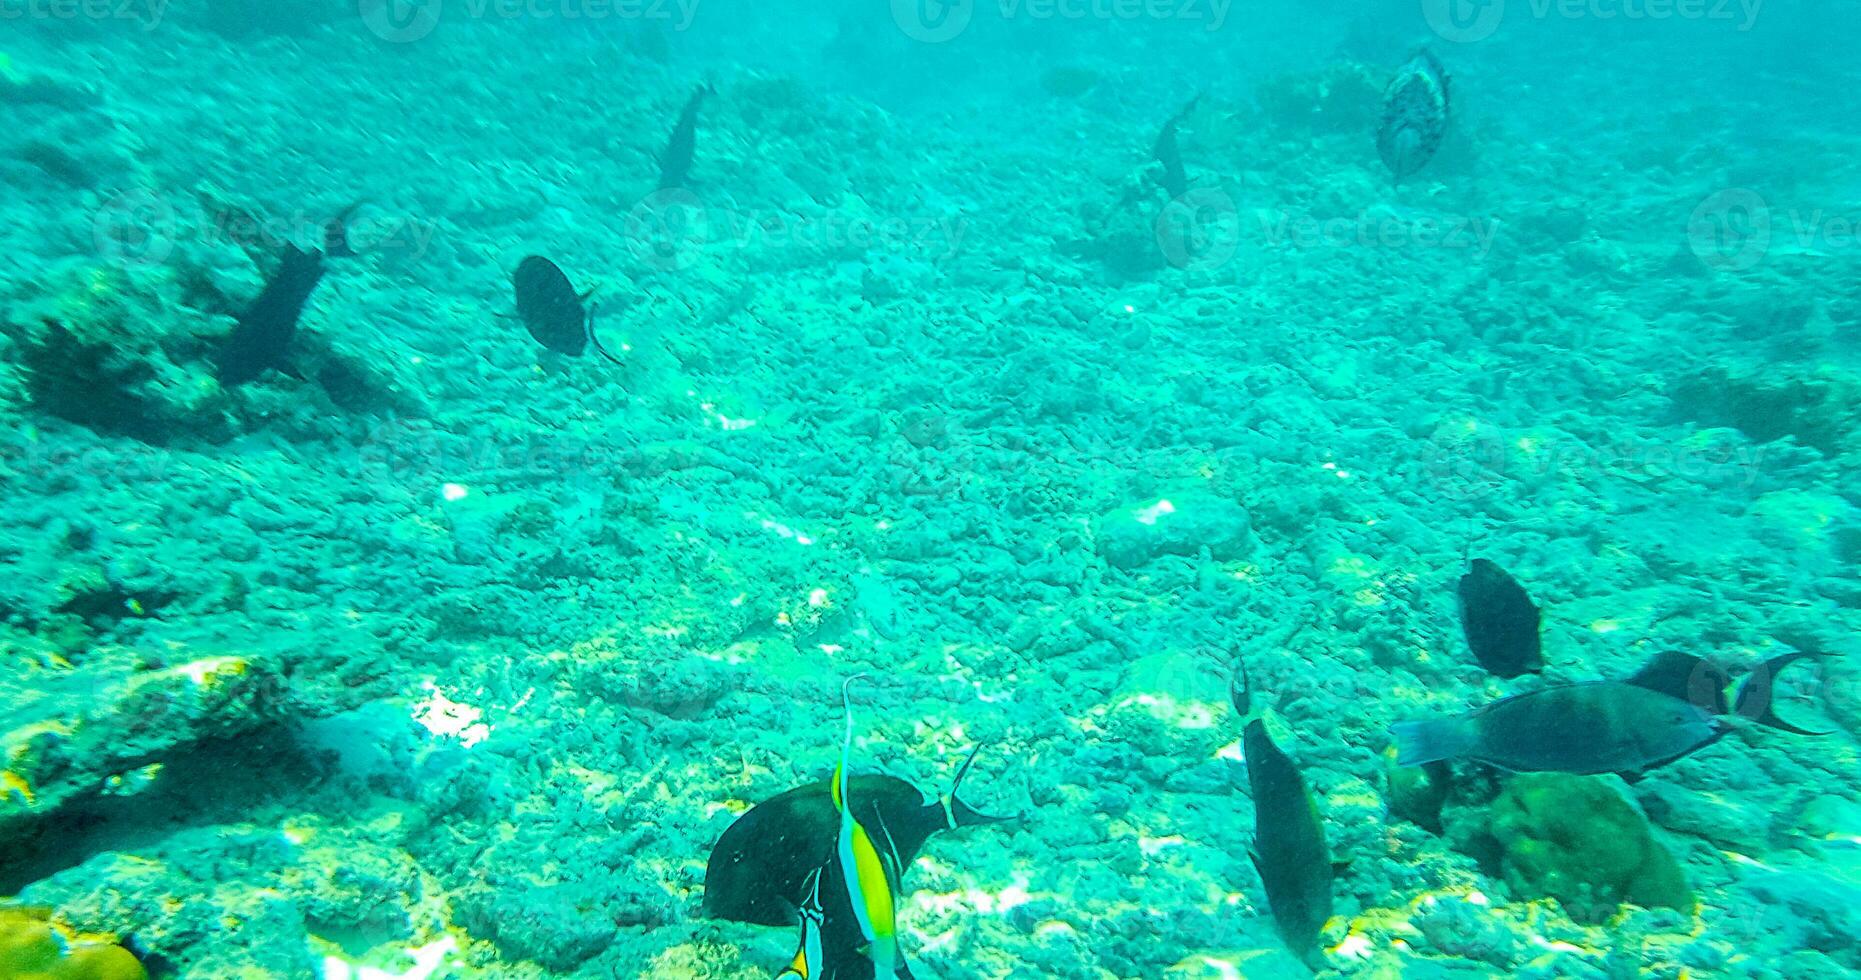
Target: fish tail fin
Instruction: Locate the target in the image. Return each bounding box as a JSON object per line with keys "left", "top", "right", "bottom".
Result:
{"left": 1732, "top": 653, "right": 1833, "bottom": 736}
{"left": 323, "top": 200, "right": 366, "bottom": 258}
{"left": 1391, "top": 718, "right": 1473, "bottom": 766}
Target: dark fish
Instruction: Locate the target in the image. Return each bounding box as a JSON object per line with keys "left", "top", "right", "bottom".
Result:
{"left": 1457, "top": 558, "right": 1543, "bottom": 679}
{"left": 703, "top": 745, "right": 1007, "bottom": 929}
{"left": 510, "top": 256, "right": 624, "bottom": 366}
{"left": 1376, "top": 49, "right": 1450, "bottom": 183}
{"left": 215, "top": 203, "right": 360, "bottom": 386}
{"left": 1153, "top": 95, "right": 1199, "bottom": 201}
{"left": 1393, "top": 651, "right": 1829, "bottom": 777}
{"left": 658, "top": 83, "right": 714, "bottom": 190}
{"left": 1245, "top": 718, "right": 1334, "bottom": 964}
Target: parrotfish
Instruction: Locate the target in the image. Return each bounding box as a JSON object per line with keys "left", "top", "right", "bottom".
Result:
{"left": 1245, "top": 716, "right": 1336, "bottom": 965}
{"left": 215, "top": 203, "right": 360, "bottom": 386}
{"left": 658, "top": 82, "right": 714, "bottom": 190}
{"left": 1457, "top": 558, "right": 1543, "bottom": 679}
{"left": 1393, "top": 651, "right": 1829, "bottom": 778}
{"left": 1376, "top": 49, "right": 1450, "bottom": 183}
{"left": 775, "top": 868, "right": 827, "bottom": 980}
{"left": 510, "top": 256, "right": 625, "bottom": 366}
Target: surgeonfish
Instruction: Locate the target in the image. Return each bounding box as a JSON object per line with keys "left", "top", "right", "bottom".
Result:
{"left": 510, "top": 256, "right": 625, "bottom": 366}
{"left": 215, "top": 203, "right": 361, "bottom": 386}
{"left": 831, "top": 677, "right": 906, "bottom": 980}
{"left": 1376, "top": 49, "right": 1450, "bottom": 183}
{"left": 1457, "top": 558, "right": 1543, "bottom": 679}
{"left": 1244, "top": 715, "right": 1336, "bottom": 966}
{"left": 775, "top": 868, "right": 827, "bottom": 980}
{"left": 658, "top": 82, "right": 714, "bottom": 190}
{"left": 1392, "top": 651, "right": 1830, "bottom": 778}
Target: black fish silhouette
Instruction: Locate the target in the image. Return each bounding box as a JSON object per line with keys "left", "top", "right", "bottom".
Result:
{"left": 215, "top": 203, "right": 359, "bottom": 386}
{"left": 658, "top": 83, "right": 714, "bottom": 190}
{"left": 1393, "top": 651, "right": 1830, "bottom": 778}
{"left": 1376, "top": 50, "right": 1450, "bottom": 183}
{"left": 1245, "top": 718, "right": 1334, "bottom": 965}
{"left": 1457, "top": 558, "right": 1543, "bottom": 678}
{"left": 1153, "top": 95, "right": 1199, "bottom": 201}
{"left": 510, "top": 256, "right": 624, "bottom": 366}
{"left": 703, "top": 747, "right": 1007, "bottom": 929}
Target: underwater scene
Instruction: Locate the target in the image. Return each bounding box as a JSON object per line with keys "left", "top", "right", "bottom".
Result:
{"left": 2, "top": 0, "right": 1859, "bottom": 977}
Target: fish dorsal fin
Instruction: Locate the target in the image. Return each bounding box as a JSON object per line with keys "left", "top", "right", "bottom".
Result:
{"left": 944, "top": 742, "right": 1013, "bottom": 829}
{"left": 1626, "top": 651, "right": 1730, "bottom": 714}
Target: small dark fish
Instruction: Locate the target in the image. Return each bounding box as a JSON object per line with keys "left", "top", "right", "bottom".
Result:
{"left": 1153, "top": 95, "right": 1199, "bottom": 201}
{"left": 1376, "top": 49, "right": 1450, "bottom": 183}
{"left": 510, "top": 256, "right": 624, "bottom": 366}
{"left": 1393, "top": 651, "right": 1830, "bottom": 777}
{"left": 658, "top": 82, "right": 714, "bottom": 190}
{"left": 1245, "top": 718, "right": 1334, "bottom": 965}
{"left": 703, "top": 745, "right": 1007, "bottom": 929}
{"left": 215, "top": 203, "right": 360, "bottom": 386}
{"left": 1457, "top": 558, "right": 1543, "bottom": 679}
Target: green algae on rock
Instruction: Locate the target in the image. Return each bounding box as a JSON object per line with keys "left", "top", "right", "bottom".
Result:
{"left": 1467, "top": 774, "right": 1693, "bottom": 924}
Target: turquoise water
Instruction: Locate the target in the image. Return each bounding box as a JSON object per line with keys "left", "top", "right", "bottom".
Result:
{"left": 1, "top": 2, "right": 1858, "bottom": 978}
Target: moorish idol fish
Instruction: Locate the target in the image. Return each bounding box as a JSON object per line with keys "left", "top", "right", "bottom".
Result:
{"left": 1393, "top": 651, "right": 1830, "bottom": 778}
{"left": 775, "top": 868, "right": 827, "bottom": 980}
{"left": 703, "top": 747, "right": 1007, "bottom": 929}
{"left": 1457, "top": 558, "right": 1543, "bottom": 679}
{"left": 1376, "top": 49, "right": 1450, "bottom": 184}
{"left": 831, "top": 677, "right": 905, "bottom": 980}
{"left": 1239, "top": 667, "right": 1337, "bottom": 967}
{"left": 215, "top": 202, "right": 361, "bottom": 386}
{"left": 510, "top": 256, "right": 625, "bottom": 366}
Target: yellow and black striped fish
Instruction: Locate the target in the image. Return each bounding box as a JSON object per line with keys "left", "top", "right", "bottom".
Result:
{"left": 775, "top": 868, "right": 826, "bottom": 980}
{"left": 833, "top": 676, "right": 906, "bottom": 980}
